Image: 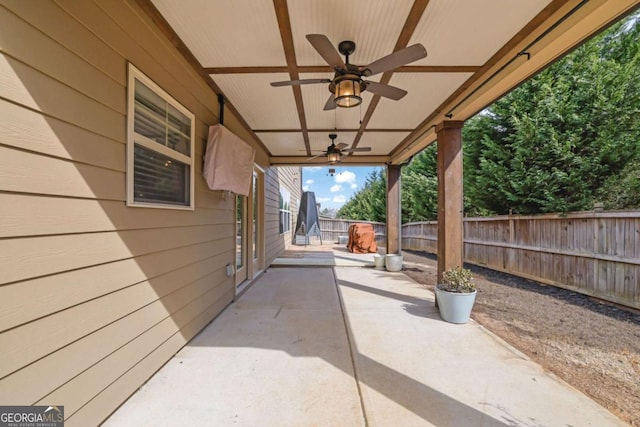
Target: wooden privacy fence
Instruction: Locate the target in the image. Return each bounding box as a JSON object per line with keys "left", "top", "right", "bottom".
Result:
{"left": 402, "top": 211, "right": 640, "bottom": 310}
{"left": 318, "top": 218, "right": 386, "bottom": 244}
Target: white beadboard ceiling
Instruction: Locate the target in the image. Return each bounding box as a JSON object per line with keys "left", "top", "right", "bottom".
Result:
{"left": 368, "top": 72, "right": 474, "bottom": 129}
{"left": 213, "top": 73, "right": 300, "bottom": 129}
{"left": 409, "top": 0, "right": 553, "bottom": 65}
{"left": 151, "top": 0, "right": 285, "bottom": 66}
{"left": 360, "top": 132, "right": 412, "bottom": 155}
{"left": 255, "top": 132, "right": 304, "bottom": 156}
{"left": 148, "top": 0, "right": 639, "bottom": 165}
{"left": 288, "top": 0, "right": 415, "bottom": 66}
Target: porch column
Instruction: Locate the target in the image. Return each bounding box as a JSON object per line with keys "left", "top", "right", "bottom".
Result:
{"left": 436, "top": 121, "right": 464, "bottom": 284}
{"left": 386, "top": 164, "right": 402, "bottom": 254}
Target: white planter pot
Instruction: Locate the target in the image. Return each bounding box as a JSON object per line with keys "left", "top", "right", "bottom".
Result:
{"left": 435, "top": 288, "right": 477, "bottom": 324}
{"left": 385, "top": 254, "right": 403, "bottom": 272}
{"left": 373, "top": 254, "right": 385, "bottom": 270}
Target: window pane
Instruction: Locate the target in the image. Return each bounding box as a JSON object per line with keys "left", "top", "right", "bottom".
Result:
{"left": 134, "top": 79, "right": 190, "bottom": 156}
{"left": 279, "top": 187, "right": 291, "bottom": 234}
{"left": 134, "top": 80, "right": 166, "bottom": 144}
{"left": 168, "top": 104, "right": 191, "bottom": 156}
{"left": 133, "top": 144, "right": 189, "bottom": 205}
{"left": 167, "top": 128, "right": 190, "bottom": 156}
{"left": 253, "top": 173, "right": 258, "bottom": 260}
{"left": 237, "top": 196, "right": 244, "bottom": 269}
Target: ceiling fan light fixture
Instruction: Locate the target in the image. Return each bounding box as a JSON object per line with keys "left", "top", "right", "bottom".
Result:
{"left": 327, "top": 151, "right": 341, "bottom": 164}
{"left": 334, "top": 78, "right": 362, "bottom": 108}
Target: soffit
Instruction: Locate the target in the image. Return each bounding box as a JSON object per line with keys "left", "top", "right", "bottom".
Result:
{"left": 368, "top": 72, "right": 474, "bottom": 129}
{"left": 288, "top": 0, "right": 415, "bottom": 66}
{"left": 213, "top": 73, "right": 300, "bottom": 129}
{"left": 360, "top": 132, "right": 412, "bottom": 156}
{"left": 151, "top": 0, "right": 285, "bottom": 66}
{"left": 409, "top": 0, "right": 553, "bottom": 65}
{"left": 148, "top": 0, "right": 640, "bottom": 165}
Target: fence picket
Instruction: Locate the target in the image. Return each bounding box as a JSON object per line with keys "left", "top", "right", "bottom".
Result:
{"left": 406, "top": 211, "right": 639, "bottom": 309}
{"left": 318, "top": 211, "right": 639, "bottom": 309}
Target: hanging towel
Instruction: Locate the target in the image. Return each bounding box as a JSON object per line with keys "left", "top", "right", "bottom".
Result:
{"left": 203, "top": 124, "right": 255, "bottom": 196}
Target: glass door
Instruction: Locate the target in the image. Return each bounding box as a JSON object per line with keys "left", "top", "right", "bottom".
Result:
{"left": 235, "top": 195, "right": 247, "bottom": 286}
{"left": 251, "top": 170, "right": 264, "bottom": 275}
{"left": 235, "top": 168, "right": 263, "bottom": 289}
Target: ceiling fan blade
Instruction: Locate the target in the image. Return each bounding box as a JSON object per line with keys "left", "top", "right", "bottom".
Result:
{"left": 362, "top": 44, "right": 427, "bottom": 76}
{"left": 271, "top": 78, "right": 330, "bottom": 87}
{"left": 306, "top": 34, "right": 346, "bottom": 70}
{"left": 342, "top": 147, "right": 372, "bottom": 153}
{"left": 306, "top": 154, "right": 326, "bottom": 161}
{"left": 323, "top": 95, "right": 336, "bottom": 111}
{"left": 365, "top": 80, "right": 407, "bottom": 100}
{"left": 336, "top": 143, "right": 348, "bottom": 149}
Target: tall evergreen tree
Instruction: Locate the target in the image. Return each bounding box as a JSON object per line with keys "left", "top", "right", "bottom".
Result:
{"left": 402, "top": 144, "right": 438, "bottom": 222}
{"left": 464, "top": 13, "right": 640, "bottom": 214}
{"left": 336, "top": 170, "right": 386, "bottom": 222}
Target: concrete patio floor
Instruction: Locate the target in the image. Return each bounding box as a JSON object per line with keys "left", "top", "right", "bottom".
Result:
{"left": 105, "top": 247, "right": 625, "bottom": 426}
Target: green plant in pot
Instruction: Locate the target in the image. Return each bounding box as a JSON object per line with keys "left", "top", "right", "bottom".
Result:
{"left": 436, "top": 267, "right": 477, "bottom": 324}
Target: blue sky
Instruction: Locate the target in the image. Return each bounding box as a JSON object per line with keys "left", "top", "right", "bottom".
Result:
{"left": 302, "top": 166, "right": 382, "bottom": 210}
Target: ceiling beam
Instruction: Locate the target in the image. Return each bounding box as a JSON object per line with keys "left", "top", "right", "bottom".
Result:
{"left": 273, "top": 0, "right": 311, "bottom": 156}
{"left": 205, "top": 66, "right": 290, "bottom": 74}
{"left": 396, "top": 65, "right": 481, "bottom": 73}
{"left": 254, "top": 128, "right": 415, "bottom": 133}
{"left": 348, "top": 0, "right": 431, "bottom": 154}
{"left": 204, "top": 65, "right": 481, "bottom": 74}
{"left": 270, "top": 155, "right": 390, "bottom": 166}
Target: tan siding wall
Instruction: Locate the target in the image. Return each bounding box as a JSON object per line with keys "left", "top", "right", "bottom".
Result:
{"left": 0, "top": 1, "right": 271, "bottom": 425}
{"left": 264, "top": 167, "right": 302, "bottom": 265}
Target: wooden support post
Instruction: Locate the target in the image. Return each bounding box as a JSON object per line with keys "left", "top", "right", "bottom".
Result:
{"left": 436, "top": 121, "right": 464, "bottom": 286}
{"left": 386, "top": 164, "right": 402, "bottom": 255}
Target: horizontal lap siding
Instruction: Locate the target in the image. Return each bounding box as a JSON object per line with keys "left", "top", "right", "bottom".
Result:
{"left": 264, "top": 169, "right": 281, "bottom": 264}
{"left": 0, "top": 240, "right": 231, "bottom": 331}
{"left": 0, "top": 1, "right": 267, "bottom": 425}
{"left": 0, "top": 258, "right": 232, "bottom": 404}
{"left": 0, "top": 100, "right": 125, "bottom": 171}
{"left": 264, "top": 167, "right": 301, "bottom": 265}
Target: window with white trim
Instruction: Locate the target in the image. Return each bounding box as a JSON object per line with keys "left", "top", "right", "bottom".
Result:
{"left": 279, "top": 187, "right": 291, "bottom": 234}
{"left": 127, "top": 64, "right": 195, "bottom": 209}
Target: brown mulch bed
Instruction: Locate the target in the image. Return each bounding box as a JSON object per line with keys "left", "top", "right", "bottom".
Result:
{"left": 401, "top": 250, "right": 640, "bottom": 426}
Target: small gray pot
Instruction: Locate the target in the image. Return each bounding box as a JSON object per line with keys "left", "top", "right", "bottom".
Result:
{"left": 435, "top": 287, "right": 477, "bottom": 324}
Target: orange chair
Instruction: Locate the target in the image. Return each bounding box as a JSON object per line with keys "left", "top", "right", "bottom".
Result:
{"left": 347, "top": 223, "right": 378, "bottom": 254}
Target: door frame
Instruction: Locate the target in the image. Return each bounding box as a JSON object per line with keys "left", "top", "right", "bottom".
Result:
{"left": 235, "top": 165, "right": 264, "bottom": 291}
{"left": 235, "top": 194, "right": 248, "bottom": 287}
{"left": 250, "top": 168, "right": 265, "bottom": 277}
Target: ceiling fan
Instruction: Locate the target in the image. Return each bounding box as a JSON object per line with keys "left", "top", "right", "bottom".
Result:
{"left": 308, "top": 133, "right": 371, "bottom": 164}
{"left": 271, "top": 34, "right": 427, "bottom": 110}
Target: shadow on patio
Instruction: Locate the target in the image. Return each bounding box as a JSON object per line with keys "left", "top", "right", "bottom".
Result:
{"left": 104, "top": 246, "right": 625, "bottom": 426}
